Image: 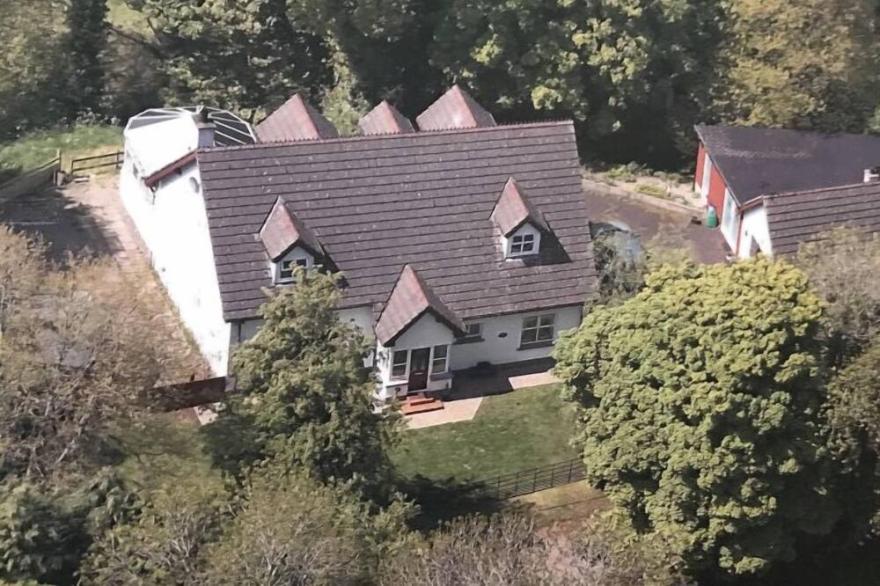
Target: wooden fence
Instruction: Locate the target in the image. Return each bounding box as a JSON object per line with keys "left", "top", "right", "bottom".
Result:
{"left": 69, "top": 150, "right": 124, "bottom": 176}
{"left": 0, "top": 153, "right": 62, "bottom": 203}
{"left": 479, "top": 457, "right": 586, "bottom": 500}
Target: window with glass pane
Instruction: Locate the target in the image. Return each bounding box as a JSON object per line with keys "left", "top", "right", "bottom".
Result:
{"left": 431, "top": 345, "right": 448, "bottom": 373}
{"left": 295, "top": 258, "right": 308, "bottom": 268}
{"left": 391, "top": 350, "right": 408, "bottom": 378}
{"left": 521, "top": 314, "right": 555, "bottom": 345}
{"left": 510, "top": 233, "right": 535, "bottom": 255}
{"left": 464, "top": 323, "right": 482, "bottom": 338}
{"left": 279, "top": 260, "right": 294, "bottom": 281}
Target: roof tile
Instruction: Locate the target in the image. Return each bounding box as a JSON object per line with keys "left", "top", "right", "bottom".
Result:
{"left": 416, "top": 85, "right": 496, "bottom": 131}
{"left": 198, "top": 121, "right": 597, "bottom": 321}
{"left": 256, "top": 94, "right": 339, "bottom": 142}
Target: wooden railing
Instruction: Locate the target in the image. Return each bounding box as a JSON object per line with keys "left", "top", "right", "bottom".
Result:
{"left": 0, "top": 153, "right": 61, "bottom": 203}
{"left": 69, "top": 150, "right": 124, "bottom": 176}
{"left": 478, "top": 457, "right": 586, "bottom": 500}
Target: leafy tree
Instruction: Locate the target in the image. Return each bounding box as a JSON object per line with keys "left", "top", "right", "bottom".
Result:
{"left": 199, "top": 467, "right": 409, "bottom": 585}
{"left": 429, "top": 0, "right": 723, "bottom": 165}
{"left": 0, "top": 471, "right": 137, "bottom": 586}
{"left": 796, "top": 228, "right": 880, "bottom": 364}
{"left": 0, "top": 1, "right": 69, "bottom": 140}
{"left": 80, "top": 476, "right": 228, "bottom": 586}
{"left": 555, "top": 259, "right": 839, "bottom": 578}
{"left": 713, "top": 0, "right": 880, "bottom": 132}
{"left": 84, "top": 464, "right": 410, "bottom": 585}
{"left": 592, "top": 228, "right": 647, "bottom": 304}
{"left": 824, "top": 339, "right": 880, "bottom": 537}
{"left": 224, "top": 270, "right": 398, "bottom": 497}
{"left": 0, "top": 228, "right": 183, "bottom": 479}
{"left": 380, "top": 512, "right": 683, "bottom": 585}
{"left": 140, "top": 0, "right": 331, "bottom": 119}
{"left": 65, "top": 0, "right": 109, "bottom": 116}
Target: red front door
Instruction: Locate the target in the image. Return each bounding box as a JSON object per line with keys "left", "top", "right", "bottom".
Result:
{"left": 408, "top": 348, "right": 430, "bottom": 391}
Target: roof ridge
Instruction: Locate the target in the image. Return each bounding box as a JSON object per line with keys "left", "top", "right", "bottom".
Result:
{"left": 765, "top": 180, "right": 880, "bottom": 200}
{"left": 200, "top": 120, "right": 574, "bottom": 153}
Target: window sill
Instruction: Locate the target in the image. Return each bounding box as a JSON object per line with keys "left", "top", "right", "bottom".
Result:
{"left": 517, "top": 340, "right": 554, "bottom": 351}
{"left": 454, "top": 336, "right": 484, "bottom": 345}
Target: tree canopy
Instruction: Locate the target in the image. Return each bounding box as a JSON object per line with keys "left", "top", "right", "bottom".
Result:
{"left": 555, "top": 258, "right": 840, "bottom": 577}
{"left": 224, "top": 269, "right": 398, "bottom": 497}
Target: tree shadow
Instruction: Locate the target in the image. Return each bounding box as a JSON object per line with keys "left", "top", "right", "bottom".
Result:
{"left": 397, "top": 475, "right": 509, "bottom": 532}
{"left": 0, "top": 184, "right": 120, "bottom": 261}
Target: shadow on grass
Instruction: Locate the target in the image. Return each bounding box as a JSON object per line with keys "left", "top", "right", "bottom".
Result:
{"left": 398, "top": 475, "right": 511, "bottom": 532}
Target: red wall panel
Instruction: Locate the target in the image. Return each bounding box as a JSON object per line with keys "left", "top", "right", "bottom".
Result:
{"left": 707, "top": 165, "right": 726, "bottom": 213}
{"left": 694, "top": 143, "right": 706, "bottom": 190}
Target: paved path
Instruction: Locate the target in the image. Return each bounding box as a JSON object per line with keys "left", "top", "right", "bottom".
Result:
{"left": 583, "top": 180, "right": 728, "bottom": 264}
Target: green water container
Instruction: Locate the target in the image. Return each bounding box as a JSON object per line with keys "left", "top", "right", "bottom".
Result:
{"left": 706, "top": 205, "right": 718, "bottom": 228}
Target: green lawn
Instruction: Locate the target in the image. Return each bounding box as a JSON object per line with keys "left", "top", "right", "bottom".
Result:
{"left": 0, "top": 124, "right": 122, "bottom": 179}
{"left": 392, "top": 385, "right": 579, "bottom": 482}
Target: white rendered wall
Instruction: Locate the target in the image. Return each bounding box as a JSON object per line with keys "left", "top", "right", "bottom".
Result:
{"left": 449, "top": 306, "right": 582, "bottom": 371}
{"left": 119, "top": 156, "right": 231, "bottom": 375}
{"left": 737, "top": 205, "right": 772, "bottom": 259}
{"left": 375, "top": 313, "right": 456, "bottom": 399}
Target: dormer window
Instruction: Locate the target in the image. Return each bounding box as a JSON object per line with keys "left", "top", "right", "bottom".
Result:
{"left": 510, "top": 233, "right": 535, "bottom": 256}
{"left": 259, "top": 196, "right": 326, "bottom": 285}
{"left": 275, "top": 249, "right": 312, "bottom": 284}
{"left": 490, "top": 177, "right": 550, "bottom": 260}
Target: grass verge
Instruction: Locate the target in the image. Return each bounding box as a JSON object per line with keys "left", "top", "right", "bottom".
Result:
{"left": 0, "top": 125, "right": 122, "bottom": 180}
{"left": 392, "top": 384, "right": 578, "bottom": 482}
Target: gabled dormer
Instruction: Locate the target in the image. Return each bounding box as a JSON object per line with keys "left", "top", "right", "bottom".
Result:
{"left": 259, "top": 197, "right": 325, "bottom": 284}
{"left": 490, "top": 178, "right": 550, "bottom": 259}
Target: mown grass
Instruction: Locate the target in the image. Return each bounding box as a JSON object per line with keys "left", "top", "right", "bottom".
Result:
{"left": 0, "top": 124, "right": 123, "bottom": 180}
{"left": 392, "top": 385, "right": 579, "bottom": 482}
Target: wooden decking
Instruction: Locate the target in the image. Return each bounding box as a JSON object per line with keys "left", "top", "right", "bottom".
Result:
{"left": 400, "top": 392, "right": 444, "bottom": 415}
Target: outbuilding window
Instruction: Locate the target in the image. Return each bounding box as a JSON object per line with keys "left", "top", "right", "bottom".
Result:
{"left": 521, "top": 314, "right": 555, "bottom": 346}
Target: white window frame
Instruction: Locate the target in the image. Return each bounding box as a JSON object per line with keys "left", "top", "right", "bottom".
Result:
{"left": 463, "top": 322, "right": 482, "bottom": 339}
{"left": 720, "top": 189, "right": 740, "bottom": 250}
{"left": 431, "top": 345, "right": 449, "bottom": 374}
{"left": 274, "top": 249, "right": 312, "bottom": 284}
{"left": 391, "top": 349, "right": 409, "bottom": 380}
{"left": 520, "top": 314, "right": 555, "bottom": 346}
{"left": 510, "top": 233, "right": 536, "bottom": 256}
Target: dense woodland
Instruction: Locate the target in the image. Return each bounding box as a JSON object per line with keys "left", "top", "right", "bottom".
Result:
{"left": 3, "top": 0, "right": 880, "bottom": 166}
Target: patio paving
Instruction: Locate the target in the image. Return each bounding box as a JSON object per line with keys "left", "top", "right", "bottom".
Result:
{"left": 404, "top": 358, "right": 560, "bottom": 429}
{"left": 405, "top": 396, "right": 483, "bottom": 429}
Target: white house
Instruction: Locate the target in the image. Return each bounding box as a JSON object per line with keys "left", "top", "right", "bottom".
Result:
{"left": 694, "top": 124, "right": 880, "bottom": 257}
{"left": 119, "top": 88, "right": 598, "bottom": 401}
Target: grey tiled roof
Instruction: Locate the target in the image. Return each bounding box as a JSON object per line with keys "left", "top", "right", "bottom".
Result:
{"left": 197, "top": 121, "right": 597, "bottom": 321}
{"left": 765, "top": 181, "right": 880, "bottom": 255}
{"left": 695, "top": 125, "right": 880, "bottom": 205}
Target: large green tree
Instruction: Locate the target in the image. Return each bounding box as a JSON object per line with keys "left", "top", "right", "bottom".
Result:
{"left": 712, "top": 0, "right": 880, "bottom": 132}
{"left": 65, "top": 0, "right": 109, "bottom": 116}
{"left": 555, "top": 259, "right": 839, "bottom": 578}
{"left": 224, "top": 270, "right": 398, "bottom": 497}
{"left": 428, "top": 0, "right": 722, "bottom": 165}
{"left": 140, "top": 0, "right": 332, "bottom": 119}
